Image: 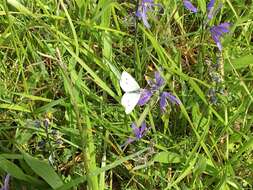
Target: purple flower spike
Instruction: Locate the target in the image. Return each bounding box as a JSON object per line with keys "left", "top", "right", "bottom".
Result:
{"left": 160, "top": 92, "right": 181, "bottom": 112}
{"left": 136, "top": 0, "right": 160, "bottom": 28}
{"left": 183, "top": 0, "right": 198, "bottom": 13}
{"left": 1, "top": 174, "right": 10, "bottom": 190}
{"left": 138, "top": 89, "right": 153, "bottom": 106}
{"left": 210, "top": 22, "right": 230, "bottom": 51}
{"left": 137, "top": 70, "right": 180, "bottom": 113}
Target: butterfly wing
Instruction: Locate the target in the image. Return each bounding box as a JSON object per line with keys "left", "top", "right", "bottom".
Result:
{"left": 121, "top": 92, "right": 141, "bottom": 114}
{"left": 120, "top": 71, "right": 140, "bottom": 92}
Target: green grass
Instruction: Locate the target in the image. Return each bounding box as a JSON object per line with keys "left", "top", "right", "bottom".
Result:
{"left": 0, "top": 0, "right": 253, "bottom": 189}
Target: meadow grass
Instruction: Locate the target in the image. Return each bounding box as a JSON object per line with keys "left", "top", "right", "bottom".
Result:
{"left": 0, "top": 0, "right": 253, "bottom": 189}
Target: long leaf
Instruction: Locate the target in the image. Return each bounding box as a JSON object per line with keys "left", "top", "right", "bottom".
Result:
{"left": 24, "top": 154, "right": 64, "bottom": 189}
{"left": 0, "top": 103, "right": 30, "bottom": 113}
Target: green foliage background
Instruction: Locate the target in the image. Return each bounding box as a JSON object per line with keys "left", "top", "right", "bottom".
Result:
{"left": 0, "top": 0, "right": 252, "bottom": 189}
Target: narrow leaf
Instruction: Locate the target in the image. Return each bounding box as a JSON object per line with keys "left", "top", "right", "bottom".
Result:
{"left": 153, "top": 151, "right": 181, "bottom": 164}
{"left": 0, "top": 155, "right": 27, "bottom": 181}
{"left": 0, "top": 103, "right": 30, "bottom": 113}
{"left": 24, "top": 154, "right": 64, "bottom": 189}
{"left": 7, "top": 0, "right": 32, "bottom": 15}
{"left": 225, "top": 55, "right": 253, "bottom": 71}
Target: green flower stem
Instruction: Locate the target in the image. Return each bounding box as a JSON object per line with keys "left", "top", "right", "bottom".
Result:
{"left": 136, "top": 97, "right": 157, "bottom": 128}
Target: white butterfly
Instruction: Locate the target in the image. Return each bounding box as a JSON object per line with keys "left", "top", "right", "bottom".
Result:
{"left": 120, "top": 71, "right": 141, "bottom": 114}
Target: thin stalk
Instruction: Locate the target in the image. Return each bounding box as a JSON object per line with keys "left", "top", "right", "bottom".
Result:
{"left": 59, "top": 0, "right": 79, "bottom": 57}
{"left": 56, "top": 48, "right": 98, "bottom": 190}
{"left": 99, "top": 0, "right": 113, "bottom": 189}
{"left": 136, "top": 96, "right": 157, "bottom": 127}
{"left": 82, "top": 97, "right": 99, "bottom": 190}
{"left": 99, "top": 131, "right": 109, "bottom": 189}
{"left": 44, "top": 119, "right": 57, "bottom": 170}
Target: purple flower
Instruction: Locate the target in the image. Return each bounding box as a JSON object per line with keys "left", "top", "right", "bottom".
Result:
{"left": 0, "top": 174, "right": 10, "bottom": 190}
{"left": 136, "top": 0, "right": 160, "bottom": 28}
{"left": 132, "top": 122, "right": 147, "bottom": 139}
{"left": 122, "top": 122, "right": 148, "bottom": 147}
{"left": 183, "top": 0, "right": 198, "bottom": 13}
{"left": 160, "top": 92, "right": 181, "bottom": 112}
{"left": 210, "top": 22, "right": 230, "bottom": 51}
{"left": 138, "top": 89, "right": 153, "bottom": 106}
{"left": 207, "top": 0, "right": 215, "bottom": 11}
{"left": 146, "top": 71, "right": 165, "bottom": 91}
{"left": 138, "top": 71, "right": 164, "bottom": 106}
{"left": 152, "top": 71, "right": 165, "bottom": 90}
{"left": 204, "top": 1, "right": 230, "bottom": 51}
{"left": 207, "top": 0, "right": 222, "bottom": 20}
{"left": 138, "top": 71, "right": 181, "bottom": 112}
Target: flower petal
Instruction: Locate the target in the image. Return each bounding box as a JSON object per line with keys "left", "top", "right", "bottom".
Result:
{"left": 183, "top": 0, "right": 198, "bottom": 13}
{"left": 141, "top": 9, "right": 151, "bottom": 28}
{"left": 138, "top": 89, "right": 153, "bottom": 106}
{"left": 207, "top": 2, "right": 222, "bottom": 20}
{"left": 216, "top": 41, "right": 222, "bottom": 51}
{"left": 218, "top": 22, "right": 230, "bottom": 32}
{"left": 154, "top": 71, "right": 165, "bottom": 88}
{"left": 210, "top": 22, "right": 230, "bottom": 51}
{"left": 136, "top": 9, "right": 142, "bottom": 18}
{"left": 160, "top": 92, "right": 181, "bottom": 112}
{"left": 160, "top": 92, "right": 168, "bottom": 112}
{"left": 139, "top": 122, "right": 147, "bottom": 138}
{"left": 166, "top": 92, "right": 181, "bottom": 105}
{"left": 2, "top": 174, "right": 10, "bottom": 190}
{"left": 143, "top": 0, "right": 154, "bottom": 3}
{"left": 122, "top": 122, "right": 148, "bottom": 147}
{"left": 131, "top": 123, "right": 140, "bottom": 138}
{"left": 136, "top": 0, "right": 162, "bottom": 28}
{"left": 207, "top": 0, "right": 215, "bottom": 11}
{"left": 121, "top": 138, "right": 136, "bottom": 148}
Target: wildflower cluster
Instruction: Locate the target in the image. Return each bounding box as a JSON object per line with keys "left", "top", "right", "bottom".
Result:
{"left": 136, "top": 0, "right": 161, "bottom": 28}
{"left": 138, "top": 71, "right": 180, "bottom": 112}
{"left": 121, "top": 70, "right": 180, "bottom": 146}
{"left": 136, "top": 0, "right": 231, "bottom": 50}
{"left": 183, "top": 0, "right": 231, "bottom": 51}
{"left": 121, "top": 0, "right": 232, "bottom": 146}
{"left": 122, "top": 122, "right": 148, "bottom": 147}
{"left": 34, "top": 118, "right": 63, "bottom": 149}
